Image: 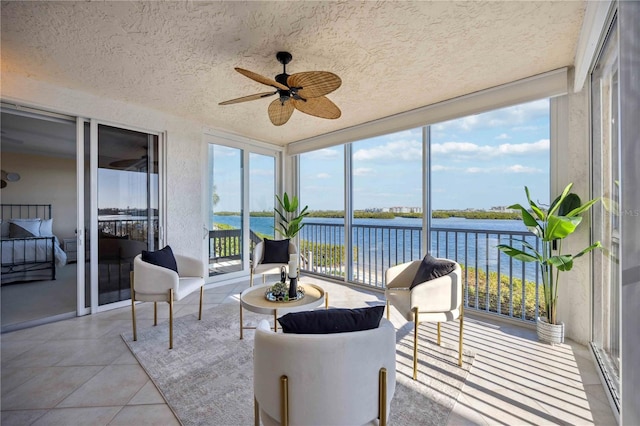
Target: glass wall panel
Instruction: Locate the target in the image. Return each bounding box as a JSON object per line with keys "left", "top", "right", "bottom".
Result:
{"left": 351, "top": 129, "right": 423, "bottom": 286}
{"left": 430, "top": 100, "right": 549, "bottom": 320}
{"left": 208, "top": 144, "right": 243, "bottom": 276}
{"left": 249, "top": 152, "right": 275, "bottom": 249}
{"left": 591, "top": 16, "right": 620, "bottom": 410}
{"left": 299, "top": 147, "right": 344, "bottom": 279}
{"left": 96, "top": 125, "right": 159, "bottom": 305}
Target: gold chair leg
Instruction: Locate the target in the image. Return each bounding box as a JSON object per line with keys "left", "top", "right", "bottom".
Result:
{"left": 459, "top": 303, "right": 464, "bottom": 367}
{"left": 437, "top": 322, "right": 441, "bottom": 346}
{"left": 169, "top": 289, "right": 174, "bottom": 349}
{"left": 281, "top": 375, "right": 289, "bottom": 426}
{"left": 250, "top": 269, "right": 254, "bottom": 287}
{"left": 413, "top": 307, "right": 419, "bottom": 380}
{"left": 379, "top": 367, "right": 387, "bottom": 426}
{"left": 254, "top": 396, "right": 260, "bottom": 426}
{"left": 386, "top": 300, "right": 390, "bottom": 320}
{"left": 198, "top": 286, "right": 204, "bottom": 320}
{"left": 262, "top": 274, "right": 266, "bottom": 284}
{"left": 154, "top": 302, "right": 158, "bottom": 326}
{"left": 130, "top": 272, "right": 137, "bottom": 341}
{"left": 325, "top": 292, "right": 329, "bottom": 309}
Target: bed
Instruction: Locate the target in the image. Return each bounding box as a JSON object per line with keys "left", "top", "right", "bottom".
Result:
{"left": 1, "top": 204, "right": 67, "bottom": 285}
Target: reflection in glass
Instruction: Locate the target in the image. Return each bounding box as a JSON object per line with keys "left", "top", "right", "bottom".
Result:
{"left": 96, "top": 125, "right": 158, "bottom": 305}
{"left": 208, "top": 144, "right": 243, "bottom": 276}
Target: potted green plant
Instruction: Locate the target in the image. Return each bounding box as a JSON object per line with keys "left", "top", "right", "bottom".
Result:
{"left": 274, "top": 192, "right": 309, "bottom": 238}
{"left": 497, "top": 183, "right": 601, "bottom": 344}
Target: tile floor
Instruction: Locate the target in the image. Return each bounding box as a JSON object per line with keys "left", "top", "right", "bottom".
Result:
{"left": 1, "top": 276, "right": 617, "bottom": 425}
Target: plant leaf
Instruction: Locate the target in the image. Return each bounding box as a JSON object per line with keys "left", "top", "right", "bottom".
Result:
{"left": 565, "top": 197, "right": 599, "bottom": 217}
{"left": 496, "top": 244, "right": 540, "bottom": 263}
{"left": 510, "top": 203, "right": 543, "bottom": 237}
{"left": 573, "top": 241, "right": 602, "bottom": 259}
{"left": 549, "top": 255, "right": 574, "bottom": 271}
{"left": 548, "top": 183, "right": 573, "bottom": 216}
{"left": 525, "top": 187, "right": 545, "bottom": 220}
{"left": 545, "top": 215, "right": 581, "bottom": 241}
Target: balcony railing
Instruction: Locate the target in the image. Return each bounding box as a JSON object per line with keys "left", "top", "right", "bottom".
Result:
{"left": 299, "top": 221, "right": 542, "bottom": 322}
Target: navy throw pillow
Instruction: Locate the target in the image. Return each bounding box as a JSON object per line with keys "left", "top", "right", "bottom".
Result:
{"left": 410, "top": 254, "right": 456, "bottom": 289}
{"left": 9, "top": 222, "right": 36, "bottom": 239}
{"left": 261, "top": 238, "right": 290, "bottom": 264}
{"left": 278, "top": 305, "right": 385, "bottom": 334}
{"left": 141, "top": 245, "right": 178, "bottom": 274}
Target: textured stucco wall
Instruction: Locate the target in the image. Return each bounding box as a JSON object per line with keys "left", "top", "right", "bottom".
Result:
{"left": 1, "top": 71, "right": 207, "bottom": 260}
{"left": 555, "top": 73, "right": 592, "bottom": 345}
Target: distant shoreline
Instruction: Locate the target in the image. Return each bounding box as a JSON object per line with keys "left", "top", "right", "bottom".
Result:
{"left": 215, "top": 210, "right": 521, "bottom": 220}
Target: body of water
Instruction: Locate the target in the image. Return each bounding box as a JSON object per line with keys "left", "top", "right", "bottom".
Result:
{"left": 213, "top": 215, "right": 538, "bottom": 282}
{"left": 213, "top": 215, "right": 528, "bottom": 235}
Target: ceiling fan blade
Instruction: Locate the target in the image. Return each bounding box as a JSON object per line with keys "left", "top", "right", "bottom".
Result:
{"left": 268, "top": 99, "right": 295, "bottom": 126}
{"left": 235, "top": 68, "right": 289, "bottom": 91}
{"left": 218, "top": 91, "right": 277, "bottom": 105}
{"left": 292, "top": 96, "right": 341, "bottom": 119}
{"left": 288, "top": 71, "right": 342, "bottom": 98}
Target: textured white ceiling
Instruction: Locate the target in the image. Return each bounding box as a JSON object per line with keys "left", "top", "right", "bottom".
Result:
{"left": 1, "top": 1, "right": 585, "bottom": 146}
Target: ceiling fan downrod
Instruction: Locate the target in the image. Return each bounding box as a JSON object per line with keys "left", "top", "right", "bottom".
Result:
{"left": 275, "top": 51, "right": 293, "bottom": 104}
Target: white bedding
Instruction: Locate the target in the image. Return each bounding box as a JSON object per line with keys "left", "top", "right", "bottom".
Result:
{"left": 1, "top": 236, "right": 67, "bottom": 268}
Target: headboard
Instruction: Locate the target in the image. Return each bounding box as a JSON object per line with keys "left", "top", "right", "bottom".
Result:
{"left": 1, "top": 204, "right": 52, "bottom": 221}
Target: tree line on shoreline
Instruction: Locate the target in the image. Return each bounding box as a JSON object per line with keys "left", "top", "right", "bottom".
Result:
{"left": 215, "top": 210, "right": 521, "bottom": 220}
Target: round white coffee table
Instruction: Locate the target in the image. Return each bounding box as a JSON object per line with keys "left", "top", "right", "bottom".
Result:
{"left": 239, "top": 283, "right": 328, "bottom": 339}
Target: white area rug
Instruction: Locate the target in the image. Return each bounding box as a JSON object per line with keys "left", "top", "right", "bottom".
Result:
{"left": 122, "top": 302, "right": 474, "bottom": 425}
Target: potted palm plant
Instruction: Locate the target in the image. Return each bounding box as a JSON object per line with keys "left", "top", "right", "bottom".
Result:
{"left": 497, "top": 183, "right": 601, "bottom": 344}
{"left": 274, "top": 192, "right": 309, "bottom": 238}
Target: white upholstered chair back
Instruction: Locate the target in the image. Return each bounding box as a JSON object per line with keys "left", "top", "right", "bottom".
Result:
{"left": 254, "top": 318, "right": 396, "bottom": 426}
{"left": 250, "top": 240, "right": 298, "bottom": 286}
{"left": 385, "top": 259, "right": 463, "bottom": 380}
{"left": 131, "top": 253, "right": 205, "bottom": 349}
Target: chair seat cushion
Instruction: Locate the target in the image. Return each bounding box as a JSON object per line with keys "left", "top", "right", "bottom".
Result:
{"left": 278, "top": 306, "right": 385, "bottom": 334}
{"left": 176, "top": 276, "right": 204, "bottom": 301}
{"left": 411, "top": 254, "right": 456, "bottom": 289}
{"left": 261, "top": 238, "right": 290, "bottom": 264}
{"left": 142, "top": 245, "right": 178, "bottom": 273}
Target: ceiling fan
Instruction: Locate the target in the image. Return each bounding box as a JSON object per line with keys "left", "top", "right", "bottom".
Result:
{"left": 219, "top": 51, "right": 342, "bottom": 126}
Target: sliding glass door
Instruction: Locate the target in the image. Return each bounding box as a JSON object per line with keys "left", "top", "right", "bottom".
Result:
{"left": 205, "top": 136, "right": 279, "bottom": 279}
{"left": 90, "top": 123, "right": 160, "bottom": 307}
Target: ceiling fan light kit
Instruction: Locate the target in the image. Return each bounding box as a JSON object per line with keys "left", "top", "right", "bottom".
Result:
{"left": 219, "top": 51, "right": 341, "bottom": 126}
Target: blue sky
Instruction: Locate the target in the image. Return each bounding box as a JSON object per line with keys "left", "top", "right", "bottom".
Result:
{"left": 171, "top": 98, "right": 550, "bottom": 213}
{"left": 300, "top": 99, "right": 550, "bottom": 211}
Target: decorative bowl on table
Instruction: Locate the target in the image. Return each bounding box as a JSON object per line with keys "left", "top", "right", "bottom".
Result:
{"left": 265, "top": 282, "right": 305, "bottom": 302}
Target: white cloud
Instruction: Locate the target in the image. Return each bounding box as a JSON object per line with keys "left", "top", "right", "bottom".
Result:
{"left": 432, "top": 99, "right": 549, "bottom": 132}
{"left": 432, "top": 139, "right": 548, "bottom": 157}
{"left": 505, "top": 164, "right": 543, "bottom": 173}
{"left": 496, "top": 133, "right": 510, "bottom": 139}
{"left": 316, "top": 172, "right": 331, "bottom": 179}
{"left": 432, "top": 165, "right": 454, "bottom": 171}
{"left": 463, "top": 164, "right": 544, "bottom": 174}
{"left": 466, "top": 167, "right": 488, "bottom": 173}
{"left": 353, "top": 167, "right": 374, "bottom": 176}
{"left": 305, "top": 148, "right": 340, "bottom": 160}
{"left": 353, "top": 139, "right": 422, "bottom": 162}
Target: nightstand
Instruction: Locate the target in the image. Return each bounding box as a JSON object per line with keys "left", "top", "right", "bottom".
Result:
{"left": 63, "top": 238, "right": 77, "bottom": 263}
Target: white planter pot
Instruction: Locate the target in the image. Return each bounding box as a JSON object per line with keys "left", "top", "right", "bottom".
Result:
{"left": 536, "top": 317, "right": 564, "bottom": 345}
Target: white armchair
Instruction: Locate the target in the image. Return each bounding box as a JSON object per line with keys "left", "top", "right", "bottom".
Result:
{"left": 385, "top": 258, "right": 463, "bottom": 380}
{"left": 131, "top": 253, "right": 205, "bottom": 349}
{"left": 254, "top": 318, "right": 396, "bottom": 426}
{"left": 250, "top": 239, "right": 297, "bottom": 286}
